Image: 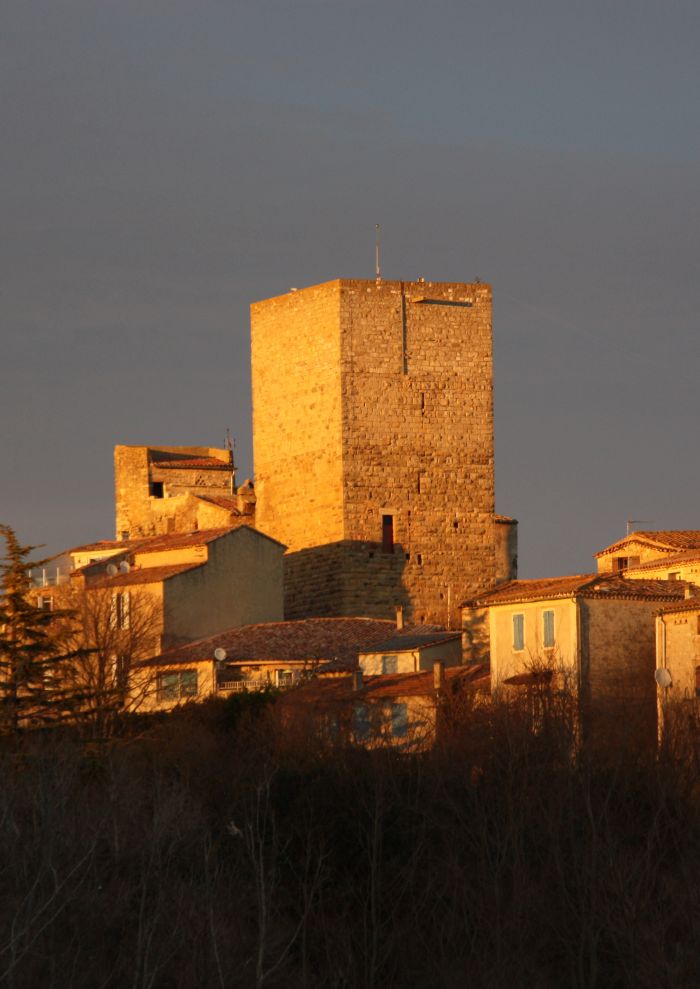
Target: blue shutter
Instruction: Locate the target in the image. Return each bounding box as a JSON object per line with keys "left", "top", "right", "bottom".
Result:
{"left": 543, "top": 610, "right": 555, "bottom": 648}
{"left": 513, "top": 614, "right": 524, "bottom": 651}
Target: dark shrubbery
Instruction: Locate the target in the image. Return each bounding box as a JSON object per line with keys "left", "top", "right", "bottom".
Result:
{"left": 1, "top": 697, "right": 700, "bottom": 988}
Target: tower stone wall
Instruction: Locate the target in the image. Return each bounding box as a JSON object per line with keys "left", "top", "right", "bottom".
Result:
{"left": 251, "top": 278, "right": 496, "bottom": 626}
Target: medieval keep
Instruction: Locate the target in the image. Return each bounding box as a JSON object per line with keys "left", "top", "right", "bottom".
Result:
{"left": 251, "top": 277, "right": 511, "bottom": 626}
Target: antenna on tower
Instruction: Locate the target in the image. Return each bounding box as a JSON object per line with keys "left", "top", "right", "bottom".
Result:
{"left": 375, "top": 224, "right": 382, "bottom": 283}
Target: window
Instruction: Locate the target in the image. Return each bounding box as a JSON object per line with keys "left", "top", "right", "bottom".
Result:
{"left": 668, "top": 572, "right": 680, "bottom": 581}
{"left": 150, "top": 481, "right": 164, "bottom": 498}
{"left": 543, "top": 610, "right": 555, "bottom": 649}
{"left": 391, "top": 703, "right": 408, "bottom": 738}
{"left": 157, "top": 669, "right": 198, "bottom": 702}
{"left": 36, "top": 595, "right": 53, "bottom": 612}
{"left": 696, "top": 615, "right": 700, "bottom": 635}
{"left": 110, "top": 591, "right": 130, "bottom": 630}
{"left": 353, "top": 704, "right": 371, "bottom": 740}
{"left": 382, "top": 515, "right": 394, "bottom": 554}
{"left": 382, "top": 654, "right": 398, "bottom": 674}
{"left": 613, "top": 557, "right": 628, "bottom": 572}
{"left": 513, "top": 613, "right": 525, "bottom": 651}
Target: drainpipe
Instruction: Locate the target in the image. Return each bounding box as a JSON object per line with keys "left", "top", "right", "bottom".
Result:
{"left": 574, "top": 595, "right": 584, "bottom": 751}
{"left": 658, "top": 613, "right": 667, "bottom": 747}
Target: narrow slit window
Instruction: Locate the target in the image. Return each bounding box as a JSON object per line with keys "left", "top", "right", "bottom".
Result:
{"left": 382, "top": 515, "right": 394, "bottom": 554}
{"left": 150, "top": 481, "right": 164, "bottom": 499}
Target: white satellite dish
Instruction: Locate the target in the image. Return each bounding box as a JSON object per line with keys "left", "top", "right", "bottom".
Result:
{"left": 106, "top": 564, "right": 118, "bottom": 577}
{"left": 119, "top": 561, "right": 131, "bottom": 574}
{"left": 214, "top": 648, "right": 227, "bottom": 662}
{"left": 654, "top": 668, "right": 672, "bottom": 688}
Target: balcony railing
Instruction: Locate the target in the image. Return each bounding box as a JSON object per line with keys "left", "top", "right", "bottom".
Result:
{"left": 218, "top": 679, "right": 269, "bottom": 693}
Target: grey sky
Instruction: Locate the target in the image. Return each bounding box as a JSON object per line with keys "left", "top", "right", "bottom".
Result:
{"left": 2, "top": 0, "right": 699, "bottom": 576}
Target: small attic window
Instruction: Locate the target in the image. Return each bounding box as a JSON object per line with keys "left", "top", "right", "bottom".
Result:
{"left": 150, "top": 481, "right": 164, "bottom": 499}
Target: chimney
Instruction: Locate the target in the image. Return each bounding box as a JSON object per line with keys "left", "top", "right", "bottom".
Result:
{"left": 433, "top": 661, "right": 445, "bottom": 692}
{"left": 352, "top": 670, "right": 363, "bottom": 691}
{"left": 396, "top": 606, "right": 404, "bottom": 630}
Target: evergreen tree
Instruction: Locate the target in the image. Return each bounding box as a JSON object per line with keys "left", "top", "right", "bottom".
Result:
{"left": 0, "top": 525, "right": 81, "bottom": 734}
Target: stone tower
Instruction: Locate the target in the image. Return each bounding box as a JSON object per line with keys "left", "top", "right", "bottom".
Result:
{"left": 251, "top": 278, "right": 497, "bottom": 626}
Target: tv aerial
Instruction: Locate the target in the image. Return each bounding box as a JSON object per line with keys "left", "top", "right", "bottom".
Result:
{"left": 106, "top": 564, "right": 118, "bottom": 577}
{"left": 119, "top": 561, "right": 130, "bottom": 574}
{"left": 214, "top": 648, "right": 227, "bottom": 662}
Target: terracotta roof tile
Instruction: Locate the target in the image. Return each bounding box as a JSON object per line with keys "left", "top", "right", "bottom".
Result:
{"left": 281, "top": 664, "right": 490, "bottom": 705}
{"left": 135, "top": 527, "right": 234, "bottom": 554}
{"left": 467, "top": 573, "right": 687, "bottom": 607}
{"left": 625, "top": 550, "right": 700, "bottom": 572}
{"left": 656, "top": 595, "right": 700, "bottom": 617}
{"left": 153, "top": 457, "right": 231, "bottom": 470}
{"left": 362, "top": 629, "right": 461, "bottom": 653}
{"left": 494, "top": 514, "right": 517, "bottom": 524}
{"left": 195, "top": 494, "right": 244, "bottom": 513}
{"left": 90, "top": 562, "right": 202, "bottom": 588}
{"left": 147, "top": 617, "right": 400, "bottom": 667}
{"left": 595, "top": 531, "right": 700, "bottom": 558}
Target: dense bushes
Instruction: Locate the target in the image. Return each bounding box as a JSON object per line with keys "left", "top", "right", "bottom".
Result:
{"left": 1, "top": 695, "right": 699, "bottom": 988}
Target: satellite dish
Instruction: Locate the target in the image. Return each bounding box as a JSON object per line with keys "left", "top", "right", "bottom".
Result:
{"left": 214, "top": 648, "right": 227, "bottom": 662}
{"left": 106, "top": 564, "right": 118, "bottom": 577}
{"left": 655, "top": 668, "right": 672, "bottom": 689}
{"left": 118, "top": 561, "right": 130, "bottom": 574}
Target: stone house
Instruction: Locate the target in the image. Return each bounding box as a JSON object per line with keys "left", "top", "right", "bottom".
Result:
{"left": 251, "top": 277, "right": 517, "bottom": 627}
{"left": 42, "top": 526, "right": 285, "bottom": 657}
{"left": 278, "top": 663, "right": 491, "bottom": 752}
{"left": 114, "top": 444, "right": 255, "bottom": 540}
{"left": 133, "top": 616, "right": 399, "bottom": 710}
{"left": 595, "top": 530, "right": 700, "bottom": 574}
{"left": 358, "top": 628, "right": 462, "bottom": 676}
{"left": 464, "top": 573, "right": 687, "bottom": 749}
{"left": 654, "top": 592, "right": 700, "bottom": 743}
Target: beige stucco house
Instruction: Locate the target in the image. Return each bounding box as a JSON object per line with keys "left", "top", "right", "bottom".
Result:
{"left": 595, "top": 530, "right": 700, "bottom": 575}
{"left": 278, "top": 663, "right": 490, "bottom": 752}
{"left": 358, "top": 628, "right": 462, "bottom": 675}
{"left": 134, "top": 616, "right": 399, "bottom": 711}
{"left": 464, "top": 573, "right": 687, "bottom": 749}
{"left": 654, "top": 593, "right": 700, "bottom": 744}
{"left": 40, "top": 526, "right": 285, "bottom": 656}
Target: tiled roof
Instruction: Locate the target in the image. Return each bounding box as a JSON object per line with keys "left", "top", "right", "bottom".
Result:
{"left": 68, "top": 538, "right": 143, "bottom": 554}
{"left": 135, "top": 527, "right": 235, "bottom": 554}
{"left": 146, "top": 617, "right": 400, "bottom": 667}
{"left": 595, "top": 531, "right": 700, "bottom": 558}
{"left": 195, "top": 494, "right": 245, "bottom": 513}
{"left": 656, "top": 595, "right": 700, "bottom": 617}
{"left": 281, "top": 664, "right": 490, "bottom": 705}
{"left": 361, "top": 628, "right": 461, "bottom": 653}
{"left": 90, "top": 562, "right": 202, "bottom": 588}
{"left": 494, "top": 514, "right": 517, "bottom": 524}
{"left": 467, "top": 573, "right": 687, "bottom": 607}
{"left": 625, "top": 550, "right": 700, "bottom": 572}
{"left": 153, "top": 457, "right": 231, "bottom": 470}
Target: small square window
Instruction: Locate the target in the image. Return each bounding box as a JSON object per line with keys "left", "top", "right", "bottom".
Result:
{"left": 382, "top": 654, "right": 398, "bottom": 674}
{"left": 150, "top": 481, "right": 164, "bottom": 498}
